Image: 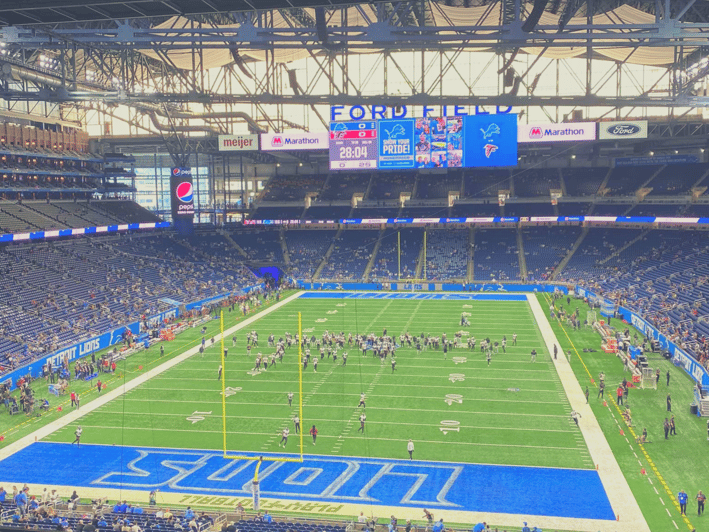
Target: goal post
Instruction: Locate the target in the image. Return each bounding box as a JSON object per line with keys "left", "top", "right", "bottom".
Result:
{"left": 219, "top": 310, "right": 305, "bottom": 464}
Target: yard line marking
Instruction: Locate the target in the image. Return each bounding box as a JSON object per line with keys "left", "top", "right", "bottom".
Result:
{"left": 94, "top": 414, "right": 577, "bottom": 434}
{"left": 46, "top": 425, "right": 582, "bottom": 451}
{"left": 101, "top": 398, "right": 571, "bottom": 417}
{"left": 128, "top": 387, "right": 566, "bottom": 403}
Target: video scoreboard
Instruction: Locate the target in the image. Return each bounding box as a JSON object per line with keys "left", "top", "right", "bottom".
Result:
{"left": 329, "top": 114, "right": 518, "bottom": 170}
{"left": 329, "top": 121, "right": 378, "bottom": 170}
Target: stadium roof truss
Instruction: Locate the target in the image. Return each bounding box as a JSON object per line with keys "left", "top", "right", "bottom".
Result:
{"left": 1, "top": 0, "right": 709, "bottom": 140}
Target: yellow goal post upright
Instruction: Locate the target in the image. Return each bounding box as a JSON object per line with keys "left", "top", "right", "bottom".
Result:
{"left": 218, "top": 311, "right": 305, "bottom": 510}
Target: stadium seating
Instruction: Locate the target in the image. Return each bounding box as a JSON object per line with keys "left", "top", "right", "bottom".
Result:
{"left": 319, "top": 230, "right": 379, "bottom": 280}
{"left": 504, "top": 203, "right": 555, "bottom": 217}
{"left": 303, "top": 206, "right": 352, "bottom": 220}
{"left": 415, "top": 174, "right": 462, "bottom": 199}
{"left": 562, "top": 167, "right": 607, "bottom": 197}
{"left": 0, "top": 200, "right": 158, "bottom": 233}
{"left": 685, "top": 204, "right": 709, "bottom": 217}
{"left": 251, "top": 206, "right": 304, "bottom": 220}
{"left": 557, "top": 202, "right": 592, "bottom": 216}
{"left": 558, "top": 228, "right": 642, "bottom": 282}
{"left": 646, "top": 163, "right": 708, "bottom": 195}
{"left": 591, "top": 204, "right": 632, "bottom": 216}
{"left": 513, "top": 169, "right": 560, "bottom": 197}
{"left": 0, "top": 506, "right": 213, "bottom": 532}
{"left": 368, "top": 172, "right": 416, "bottom": 200}
{"left": 450, "top": 203, "right": 501, "bottom": 217}
{"left": 624, "top": 203, "right": 683, "bottom": 217}
{"left": 522, "top": 226, "right": 581, "bottom": 281}
{"left": 462, "top": 169, "right": 510, "bottom": 198}
{"left": 285, "top": 230, "right": 337, "bottom": 279}
{"left": 370, "top": 228, "right": 423, "bottom": 280}
{"left": 399, "top": 206, "right": 449, "bottom": 218}
{"left": 604, "top": 165, "right": 660, "bottom": 195}
{"left": 231, "top": 230, "right": 284, "bottom": 262}
{"left": 424, "top": 229, "right": 468, "bottom": 281}
{"left": 351, "top": 206, "right": 400, "bottom": 219}
{"left": 260, "top": 174, "right": 327, "bottom": 202}
{"left": 319, "top": 173, "right": 370, "bottom": 201}
{"left": 85, "top": 201, "right": 159, "bottom": 224}
{"left": 0, "top": 232, "right": 257, "bottom": 373}
{"left": 474, "top": 229, "right": 520, "bottom": 281}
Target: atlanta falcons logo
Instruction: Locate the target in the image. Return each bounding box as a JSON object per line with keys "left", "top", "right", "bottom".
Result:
{"left": 484, "top": 144, "right": 498, "bottom": 158}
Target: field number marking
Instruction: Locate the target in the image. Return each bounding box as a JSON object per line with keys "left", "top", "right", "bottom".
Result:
{"left": 444, "top": 394, "right": 463, "bottom": 406}
{"left": 186, "top": 410, "right": 212, "bottom": 424}
{"left": 440, "top": 420, "right": 461, "bottom": 435}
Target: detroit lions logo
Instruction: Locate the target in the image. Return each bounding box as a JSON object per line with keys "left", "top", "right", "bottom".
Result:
{"left": 385, "top": 124, "right": 406, "bottom": 139}
{"left": 484, "top": 144, "right": 498, "bottom": 158}
{"left": 480, "top": 123, "right": 501, "bottom": 139}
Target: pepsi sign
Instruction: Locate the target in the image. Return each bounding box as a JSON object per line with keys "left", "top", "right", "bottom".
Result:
{"left": 170, "top": 167, "right": 195, "bottom": 219}
{"left": 175, "top": 181, "right": 193, "bottom": 203}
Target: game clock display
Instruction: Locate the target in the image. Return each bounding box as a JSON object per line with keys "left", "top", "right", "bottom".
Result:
{"left": 329, "top": 114, "right": 518, "bottom": 170}
{"left": 329, "top": 121, "right": 378, "bottom": 170}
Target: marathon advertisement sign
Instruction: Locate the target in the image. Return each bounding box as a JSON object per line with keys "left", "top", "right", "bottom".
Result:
{"left": 598, "top": 120, "right": 648, "bottom": 140}
{"left": 518, "top": 122, "right": 596, "bottom": 143}
{"left": 261, "top": 132, "right": 329, "bottom": 151}
{"left": 218, "top": 134, "right": 258, "bottom": 152}
{"left": 170, "top": 167, "right": 195, "bottom": 220}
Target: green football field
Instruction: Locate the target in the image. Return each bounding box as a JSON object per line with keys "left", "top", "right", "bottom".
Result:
{"left": 43, "top": 296, "right": 592, "bottom": 470}
{"left": 3, "top": 290, "right": 706, "bottom": 531}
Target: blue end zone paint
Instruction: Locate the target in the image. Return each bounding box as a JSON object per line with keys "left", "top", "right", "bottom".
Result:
{"left": 0, "top": 442, "right": 615, "bottom": 520}
{"left": 300, "top": 292, "right": 528, "bottom": 301}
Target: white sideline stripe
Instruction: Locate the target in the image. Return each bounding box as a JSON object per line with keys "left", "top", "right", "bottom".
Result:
{"left": 526, "top": 294, "right": 651, "bottom": 532}
{"left": 0, "top": 291, "right": 307, "bottom": 464}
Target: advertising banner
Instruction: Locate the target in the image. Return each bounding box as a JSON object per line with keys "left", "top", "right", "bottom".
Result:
{"left": 170, "top": 168, "right": 195, "bottom": 219}
{"left": 261, "top": 132, "right": 329, "bottom": 151}
{"left": 217, "top": 134, "right": 258, "bottom": 151}
{"left": 598, "top": 120, "right": 648, "bottom": 140}
{"left": 518, "top": 122, "right": 596, "bottom": 143}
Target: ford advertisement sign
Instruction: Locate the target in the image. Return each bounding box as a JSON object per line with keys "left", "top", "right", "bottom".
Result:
{"left": 599, "top": 120, "right": 648, "bottom": 140}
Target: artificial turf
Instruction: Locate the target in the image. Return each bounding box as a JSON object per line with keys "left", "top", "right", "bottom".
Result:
{"left": 3, "top": 290, "right": 707, "bottom": 531}
{"left": 542, "top": 292, "right": 706, "bottom": 532}
{"left": 43, "top": 296, "right": 592, "bottom": 471}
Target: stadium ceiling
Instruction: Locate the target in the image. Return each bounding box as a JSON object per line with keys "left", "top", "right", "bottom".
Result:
{"left": 1, "top": 0, "right": 709, "bottom": 26}
{"left": 0, "top": 0, "right": 364, "bottom": 25}
{"left": 2, "top": 0, "right": 709, "bottom": 148}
